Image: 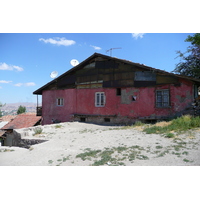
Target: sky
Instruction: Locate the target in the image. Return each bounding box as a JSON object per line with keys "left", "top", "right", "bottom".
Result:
{"left": 0, "top": 33, "right": 194, "bottom": 104}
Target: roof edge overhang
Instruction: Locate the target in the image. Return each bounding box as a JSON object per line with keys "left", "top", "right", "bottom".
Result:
{"left": 33, "top": 53, "right": 200, "bottom": 95}
{"left": 33, "top": 53, "right": 101, "bottom": 95}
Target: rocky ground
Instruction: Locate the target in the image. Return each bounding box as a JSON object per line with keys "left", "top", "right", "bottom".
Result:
{"left": 0, "top": 122, "right": 200, "bottom": 166}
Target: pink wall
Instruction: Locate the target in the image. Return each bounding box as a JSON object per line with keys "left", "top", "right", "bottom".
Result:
{"left": 42, "top": 89, "right": 76, "bottom": 124}
{"left": 42, "top": 79, "right": 194, "bottom": 125}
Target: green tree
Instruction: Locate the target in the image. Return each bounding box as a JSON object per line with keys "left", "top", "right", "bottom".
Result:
{"left": 17, "top": 105, "right": 26, "bottom": 114}
{"left": 173, "top": 33, "right": 200, "bottom": 78}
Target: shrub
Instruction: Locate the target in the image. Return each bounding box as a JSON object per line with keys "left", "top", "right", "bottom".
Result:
{"left": 129, "top": 152, "right": 137, "bottom": 161}
{"left": 134, "top": 121, "right": 144, "bottom": 127}
{"left": 156, "top": 145, "right": 163, "bottom": 149}
{"left": 165, "top": 133, "right": 175, "bottom": 138}
{"left": 76, "top": 149, "right": 101, "bottom": 161}
{"left": 92, "top": 150, "right": 115, "bottom": 166}
{"left": 144, "top": 115, "right": 200, "bottom": 134}
{"left": 55, "top": 125, "right": 62, "bottom": 128}
{"left": 33, "top": 127, "right": 43, "bottom": 135}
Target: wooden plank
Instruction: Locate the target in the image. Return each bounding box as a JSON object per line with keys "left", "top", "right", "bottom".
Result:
{"left": 156, "top": 75, "right": 179, "bottom": 84}
{"left": 134, "top": 81, "right": 156, "bottom": 87}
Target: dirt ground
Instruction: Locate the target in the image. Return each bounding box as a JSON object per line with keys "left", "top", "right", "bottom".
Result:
{"left": 0, "top": 122, "right": 200, "bottom": 166}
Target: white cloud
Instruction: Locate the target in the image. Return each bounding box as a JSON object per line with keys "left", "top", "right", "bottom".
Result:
{"left": 131, "top": 33, "right": 145, "bottom": 39}
{"left": 14, "top": 83, "right": 23, "bottom": 87}
{"left": 0, "top": 62, "right": 24, "bottom": 71}
{"left": 0, "top": 80, "right": 12, "bottom": 83}
{"left": 90, "top": 45, "right": 102, "bottom": 50}
{"left": 13, "top": 65, "right": 24, "bottom": 71}
{"left": 39, "top": 37, "right": 76, "bottom": 46}
{"left": 14, "top": 82, "right": 36, "bottom": 87}
{"left": 24, "top": 82, "right": 36, "bottom": 86}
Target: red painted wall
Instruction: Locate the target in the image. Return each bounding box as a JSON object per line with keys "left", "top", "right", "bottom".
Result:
{"left": 42, "top": 79, "right": 194, "bottom": 124}
{"left": 42, "top": 89, "right": 76, "bottom": 124}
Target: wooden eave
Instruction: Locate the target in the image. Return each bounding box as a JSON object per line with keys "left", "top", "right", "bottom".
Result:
{"left": 33, "top": 53, "right": 101, "bottom": 95}
{"left": 33, "top": 53, "right": 200, "bottom": 95}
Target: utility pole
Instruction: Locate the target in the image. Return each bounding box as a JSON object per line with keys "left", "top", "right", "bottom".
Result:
{"left": 106, "top": 47, "right": 122, "bottom": 57}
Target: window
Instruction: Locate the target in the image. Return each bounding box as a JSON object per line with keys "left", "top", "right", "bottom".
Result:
{"left": 95, "top": 92, "right": 105, "bottom": 107}
{"left": 156, "top": 90, "right": 170, "bottom": 108}
{"left": 57, "top": 98, "right": 64, "bottom": 106}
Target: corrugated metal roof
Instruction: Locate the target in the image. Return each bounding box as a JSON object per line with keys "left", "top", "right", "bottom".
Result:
{"left": 1, "top": 113, "right": 41, "bottom": 130}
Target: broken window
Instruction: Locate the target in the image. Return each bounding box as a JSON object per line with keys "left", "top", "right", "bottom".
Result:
{"left": 95, "top": 92, "right": 105, "bottom": 107}
{"left": 57, "top": 98, "right": 64, "bottom": 106}
{"left": 132, "top": 96, "right": 137, "bottom": 101}
{"left": 156, "top": 90, "right": 170, "bottom": 108}
{"left": 116, "top": 88, "right": 121, "bottom": 96}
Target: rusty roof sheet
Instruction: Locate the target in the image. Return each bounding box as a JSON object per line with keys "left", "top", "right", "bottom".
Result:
{"left": 1, "top": 113, "right": 41, "bottom": 130}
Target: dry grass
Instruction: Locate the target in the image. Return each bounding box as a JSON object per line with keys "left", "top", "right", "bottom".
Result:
{"left": 134, "top": 126, "right": 144, "bottom": 131}
{"left": 130, "top": 120, "right": 171, "bottom": 131}
{"left": 154, "top": 121, "right": 172, "bottom": 127}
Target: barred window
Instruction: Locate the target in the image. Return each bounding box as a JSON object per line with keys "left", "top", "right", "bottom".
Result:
{"left": 95, "top": 92, "right": 105, "bottom": 107}
{"left": 156, "top": 90, "right": 170, "bottom": 108}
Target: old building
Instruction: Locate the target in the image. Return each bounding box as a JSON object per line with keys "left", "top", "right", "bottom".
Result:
{"left": 33, "top": 53, "right": 200, "bottom": 125}
{"left": 0, "top": 113, "right": 41, "bottom": 146}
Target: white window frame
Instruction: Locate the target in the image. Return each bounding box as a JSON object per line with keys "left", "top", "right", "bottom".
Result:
{"left": 95, "top": 92, "right": 105, "bottom": 107}
{"left": 156, "top": 89, "right": 170, "bottom": 108}
{"left": 56, "top": 98, "right": 64, "bottom": 106}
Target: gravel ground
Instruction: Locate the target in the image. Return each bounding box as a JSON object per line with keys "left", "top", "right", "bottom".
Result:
{"left": 0, "top": 122, "right": 200, "bottom": 166}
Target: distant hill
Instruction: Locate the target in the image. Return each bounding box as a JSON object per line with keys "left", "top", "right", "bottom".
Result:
{"left": 1, "top": 102, "right": 37, "bottom": 113}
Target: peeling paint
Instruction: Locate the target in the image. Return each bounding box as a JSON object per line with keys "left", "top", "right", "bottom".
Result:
{"left": 121, "top": 89, "right": 138, "bottom": 104}
{"left": 41, "top": 79, "right": 196, "bottom": 125}
{"left": 176, "top": 91, "right": 192, "bottom": 103}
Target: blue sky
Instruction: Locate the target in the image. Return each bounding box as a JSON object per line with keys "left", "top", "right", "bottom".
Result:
{"left": 0, "top": 33, "right": 194, "bottom": 104}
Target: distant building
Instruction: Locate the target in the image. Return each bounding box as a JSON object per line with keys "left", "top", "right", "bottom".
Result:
{"left": 1, "top": 113, "right": 41, "bottom": 130}
{"left": 33, "top": 53, "right": 200, "bottom": 125}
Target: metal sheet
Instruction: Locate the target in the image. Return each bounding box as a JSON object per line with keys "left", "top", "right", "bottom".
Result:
{"left": 135, "top": 71, "right": 156, "bottom": 81}
{"left": 0, "top": 130, "right": 6, "bottom": 137}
